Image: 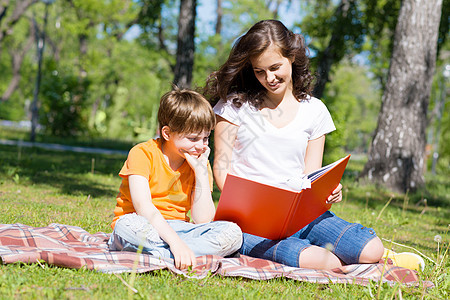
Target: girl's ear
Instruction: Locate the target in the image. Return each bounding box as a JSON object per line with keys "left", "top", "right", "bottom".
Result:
{"left": 161, "top": 126, "right": 171, "bottom": 141}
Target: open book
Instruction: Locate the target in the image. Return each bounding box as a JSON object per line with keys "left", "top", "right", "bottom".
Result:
{"left": 214, "top": 155, "right": 351, "bottom": 240}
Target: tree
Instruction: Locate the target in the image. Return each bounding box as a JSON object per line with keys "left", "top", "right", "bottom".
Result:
{"left": 360, "top": 0, "right": 443, "bottom": 193}
{"left": 173, "top": 0, "right": 196, "bottom": 88}
{"left": 323, "top": 60, "right": 381, "bottom": 162}
{"left": 0, "top": 0, "right": 37, "bottom": 102}
{"left": 300, "top": 0, "right": 364, "bottom": 100}
{"left": 0, "top": 0, "right": 37, "bottom": 44}
{"left": 1, "top": 19, "right": 34, "bottom": 102}
{"left": 215, "top": 0, "right": 222, "bottom": 35}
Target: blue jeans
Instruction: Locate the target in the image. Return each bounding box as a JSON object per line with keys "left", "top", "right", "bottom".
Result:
{"left": 240, "top": 211, "right": 377, "bottom": 267}
{"left": 108, "top": 213, "right": 243, "bottom": 258}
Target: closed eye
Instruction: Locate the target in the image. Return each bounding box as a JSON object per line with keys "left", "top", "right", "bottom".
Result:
{"left": 269, "top": 65, "right": 280, "bottom": 71}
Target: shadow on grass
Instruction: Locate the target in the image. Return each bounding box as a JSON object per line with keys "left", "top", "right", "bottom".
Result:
{"left": 0, "top": 127, "right": 135, "bottom": 151}
{"left": 0, "top": 145, "right": 125, "bottom": 198}
{"left": 35, "top": 172, "right": 118, "bottom": 198}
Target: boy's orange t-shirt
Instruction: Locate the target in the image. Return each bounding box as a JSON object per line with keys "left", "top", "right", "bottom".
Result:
{"left": 111, "top": 138, "right": 211, "bottom": 229}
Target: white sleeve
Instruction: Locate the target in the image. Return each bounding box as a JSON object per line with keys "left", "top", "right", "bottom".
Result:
{"left": 309, "top": 99, "right": 336, "bottom": 140}
{"left": 213, "top": 99, "right": 242, "bottom": 126}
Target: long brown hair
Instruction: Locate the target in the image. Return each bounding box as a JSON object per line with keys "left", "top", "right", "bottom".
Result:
{"left": 203, "top": 20, "right": 314, "bottom": 108}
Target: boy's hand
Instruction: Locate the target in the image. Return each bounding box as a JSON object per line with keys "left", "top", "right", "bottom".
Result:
{"left": 327, "top": 183, "right": 342, "bottom": 204}
{"left": 184, "top": 146, "right": 210, "bottom": 173}
{"left": 170, "top": 239, "right": 197, "bottom": 270}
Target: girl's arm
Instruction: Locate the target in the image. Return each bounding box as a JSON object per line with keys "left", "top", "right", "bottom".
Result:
{"left": 304, "top": 135, "right": 342, "bottom": 204}
{"left": 129, "top": 174, "right": 197, "bottom": 269}
{"left": 184, "top": 147, "right": 216, "bottom": 223}
{"left": 304, "top": 135, "right": 326, "bottom": 174}
{"left": 213, "top": 116, "right": 239, "bottom": 191}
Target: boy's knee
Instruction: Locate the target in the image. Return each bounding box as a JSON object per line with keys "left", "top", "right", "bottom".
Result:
{"left": 112, "top": 213, "right": 162, "bottom": 245}
{"left": 217, "top": 222, "right": 243, "bottom": 253}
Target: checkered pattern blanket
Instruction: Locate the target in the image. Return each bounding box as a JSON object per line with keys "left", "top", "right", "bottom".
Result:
{"left": 0, "top": 223, "right": 433, "bottom": 287}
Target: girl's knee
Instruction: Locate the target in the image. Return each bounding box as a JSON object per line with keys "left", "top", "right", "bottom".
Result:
{"left": 299, "top": 246, "right": 343, "bottom": 270}
{"left": 359, "top": 236, "right": 384, "bottom": 263}
{"left": 330, "top": 223, "right": 380, "bottom": 264}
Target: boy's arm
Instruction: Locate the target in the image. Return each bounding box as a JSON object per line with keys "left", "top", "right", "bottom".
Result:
{"left": 184, "top": 147, "right": 216, "bottom": 224}
{"left": 128, "top": 174, "right": 197, "bottom": 269}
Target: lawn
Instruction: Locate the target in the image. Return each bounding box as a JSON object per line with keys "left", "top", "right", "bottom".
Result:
{"left": 0, "top": 141, "right": 448, "bottom": 299}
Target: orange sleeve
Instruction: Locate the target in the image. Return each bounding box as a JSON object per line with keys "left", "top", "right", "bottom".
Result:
{"left": 119, "top": 144, "right": 152, "bottom": 179}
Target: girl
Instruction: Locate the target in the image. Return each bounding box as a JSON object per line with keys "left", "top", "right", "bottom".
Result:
{"left": 203, "top": 19, "right": 384, "bottom": 270}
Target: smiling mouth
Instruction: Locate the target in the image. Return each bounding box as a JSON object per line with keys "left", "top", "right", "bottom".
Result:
{"left": 268, "top": 81, "right": 281, "bottom": 88}
{"left": 181, "top": 149, "right": 202, "bottom": 157}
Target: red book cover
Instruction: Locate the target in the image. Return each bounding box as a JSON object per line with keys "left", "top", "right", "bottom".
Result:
{"left": 214, "top": 155, "right": 351, "bottom": 240}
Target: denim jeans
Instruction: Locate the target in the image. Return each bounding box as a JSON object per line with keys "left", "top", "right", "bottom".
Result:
{"left": 108, "top": 213, "right": 243, "bottom": 259}
{"left": 240, "top": 211, "right": 377, "bottom": 267}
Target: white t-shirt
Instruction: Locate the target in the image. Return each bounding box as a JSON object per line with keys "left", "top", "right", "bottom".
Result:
{"left": 213, "top": 96, "right": 335, "bottom": 190}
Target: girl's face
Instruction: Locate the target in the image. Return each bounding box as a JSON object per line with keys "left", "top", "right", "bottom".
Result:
{"left": 250, "top": 44, "right": 293, "bottom": 99}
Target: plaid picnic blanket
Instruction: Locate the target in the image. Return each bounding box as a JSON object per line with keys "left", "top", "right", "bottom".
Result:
{"left": 0, "top": 223, "right": 433, "bottom": 287}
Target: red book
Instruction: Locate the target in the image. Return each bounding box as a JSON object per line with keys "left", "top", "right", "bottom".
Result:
{"left": 214, "top": 155, "right": 351, "bottom": 240}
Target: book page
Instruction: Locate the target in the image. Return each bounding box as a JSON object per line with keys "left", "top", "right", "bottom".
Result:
{"left": 307, "top": 156, "right": 346, "bottom": 182}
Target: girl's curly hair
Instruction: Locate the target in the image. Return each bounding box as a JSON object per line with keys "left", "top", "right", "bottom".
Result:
{"left": 203, "top": 19, "right": 314, "bottom": 108}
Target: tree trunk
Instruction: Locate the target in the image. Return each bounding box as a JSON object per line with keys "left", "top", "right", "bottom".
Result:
{"left": 157, "top": 20, "right": 168, "bottom": 52}
{"left": 268, "top": 0, "right": 283, "bottom": 19}
{"left": 1, "top": 20, "right": 34, "bottom": 101}
{"left": 173, "top": 0, "right": 196, "bottom": 89}
{"left": 360, "top": 0, "right": 442, "bottom": 193}
{"left": 30, "top": 2, "right": 51, "bottom": 142}
{"left": 215, "top": 0, "right": 222, "bottom": 35}
{"left": 312, "top": 0, "right": 351, "bottom": 99}
{"left": 0, "top": 0, "right": 37, "bottom": 43}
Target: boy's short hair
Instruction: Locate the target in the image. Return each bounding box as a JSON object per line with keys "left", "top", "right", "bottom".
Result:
{"left": 158, "top": 87, "right": 216, "bottom": 134}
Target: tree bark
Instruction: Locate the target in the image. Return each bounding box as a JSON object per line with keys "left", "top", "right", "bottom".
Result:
{"left": 268, "top": 0, "right": 283, "bottom": 19}
{"left": 312, "top": 0, "right": 351, "bottom": 99}
{"left": 1, "top": 20, "right": 34, "bottom": 101}
{"left": 173, "top": 0, "right": 196, "bottom": 89}
{"left": 0, "top": 0, "right": 37, "bottom": 43}
{"left": 157, "top": 19, "right": 169, "bottom": 53}
{"left": 360, "top": 0, "right": 443, "bottom": 193}
{"left": 30, "top": 2, "right": 51, "bottom": 142}
{"left": 215, "top": 0, "right": 222, "bottom": 35}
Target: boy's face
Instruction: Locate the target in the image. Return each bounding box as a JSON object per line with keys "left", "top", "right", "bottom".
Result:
{"left": 164, "top": 128, "right": 210, "bottom": 159}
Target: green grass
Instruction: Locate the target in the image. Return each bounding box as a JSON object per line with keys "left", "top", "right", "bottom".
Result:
{"left": 0, "top": 143, "right": 449, "bottom": 299}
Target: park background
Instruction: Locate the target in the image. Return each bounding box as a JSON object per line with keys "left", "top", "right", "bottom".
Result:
{"left": 1, "top": 0, "right": 448, "bottom": 179}
{"left": 0, "top": 0, "right": 449, "bottom": 298}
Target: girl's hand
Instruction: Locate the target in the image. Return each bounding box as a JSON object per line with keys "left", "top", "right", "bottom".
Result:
{"left": 327, "top": 183, "right": 343, "bottom": 204}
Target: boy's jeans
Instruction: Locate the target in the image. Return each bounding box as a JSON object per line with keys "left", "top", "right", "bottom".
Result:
{"left": 108, "top": 213, "right": 242, "bottom": 259}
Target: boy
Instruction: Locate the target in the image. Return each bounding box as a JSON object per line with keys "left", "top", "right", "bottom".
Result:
{"left": 108, "top": 88, "right": 242, "bottom": 270}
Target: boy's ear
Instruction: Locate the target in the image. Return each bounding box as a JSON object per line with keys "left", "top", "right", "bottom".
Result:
{"left": 161, "top": 126, "right": 171, "bottom": 141}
